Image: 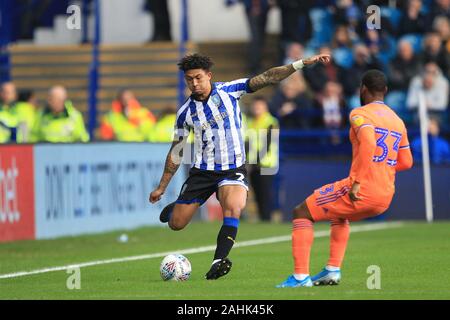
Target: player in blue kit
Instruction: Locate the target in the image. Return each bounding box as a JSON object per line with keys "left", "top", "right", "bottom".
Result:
{"left": 150, "top": 53, "right": 330, "bottom": 280}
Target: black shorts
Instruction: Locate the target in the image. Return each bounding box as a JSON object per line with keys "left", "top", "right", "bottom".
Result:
{"left": 176, "top": 165, "right": 249, "bottom": 205}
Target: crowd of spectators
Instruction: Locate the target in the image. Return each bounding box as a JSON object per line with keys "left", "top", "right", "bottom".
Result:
{"left": 233, "top": 0, "right": 450, "bottom": 137}
{"left": 1, "top": 0, "right": 449, "bottom": 165}
{"left": 0, "top": 81, "right": 177, "bottom": 144}
{"left": 227, "top": 0, "right": 449, "bottom": 160}
{"left": 284, "top": 1, "right": 446, "bottom": 126}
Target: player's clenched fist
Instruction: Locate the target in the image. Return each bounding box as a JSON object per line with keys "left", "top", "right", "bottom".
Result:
{"left": 149, "top": 188, "right": 164, "bottom": 203}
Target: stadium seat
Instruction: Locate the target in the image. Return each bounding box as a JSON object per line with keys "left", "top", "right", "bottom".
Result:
{"left": 385, "top": 90, "right": 415, "bottom": 123}
{"left": 332, "top": 47, "right": 354, "bottom": 69}
{"left": 347, "top": 94, "right": 360, "bottom": 110}
{"left": 400, "top": 34, "right": 423, "bottom": 54}
{"left": 421, "top": 0, "right": 432, "bottom": 14}
{"left": 308, "top": 8, "right": 334, "bottom": 49}
{"left": 380, "top": 6, "right": 402, "bottom": 31}
{"left": 377, "top": 35, "right": 397, "bottom": 71}
{"left": 385, "top": 90, "right": 407, "bottom": 112}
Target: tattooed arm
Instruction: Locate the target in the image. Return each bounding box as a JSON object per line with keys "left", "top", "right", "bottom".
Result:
{"left": 149, "top": 138, "right": 185, "bottom": 203}
{"left": 248, "top": 54, "right": 331, "bottom": 92}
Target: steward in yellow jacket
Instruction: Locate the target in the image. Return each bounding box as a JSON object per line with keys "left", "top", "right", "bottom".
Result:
{"left": 99, "top": 89, "right": 156, "bottom": 142}
{"left": 245, "top": 96, "right": 279, "bottom": 221}
{"left": 32, "top": 86, "right": 89, "bottom": 143}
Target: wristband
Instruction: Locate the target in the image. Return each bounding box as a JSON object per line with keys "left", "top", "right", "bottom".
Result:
{"left": 292, "top": 59, "right": 304, "bottom": 70}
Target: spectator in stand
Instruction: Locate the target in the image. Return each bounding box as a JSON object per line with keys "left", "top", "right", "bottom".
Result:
{"left": 331, "top": 24, "right": 354, "bottom": 49}
{"left": 18, "top": 0, "right": 53, "bottom": 40}
{"left": 388, "top": 40, "right": 422, "bottom": 91}
{"left": 315, "top": 81, "right": 346, "bottom": 129}
{"left": 269, "top": 72, "right": 315, "bottom": 129}
{"left": 0, "top": 83, "right": 37, "bottom": 143}
{"left": 420, "top": 32, "right": 450, "bottom": 78}
{"left": 428, "top": 0, "right": 450, "bottom": 22}
{"left": 364, "top": 29, "right": 394, "bottom": 61}
{"left": 411, "top": 116, "right": 450, "bottom": 164}
{"left": 15, "top": 89, "right": 37, "bottom": 142}
{"left": 32, "top": 85, "right": 89, "bottom": 143}
{"left": 314, "top": 81, "right": 347, "bottom": 144}
{"left": 340, "top": 43, "right": 384, "bottom": 97}
{"left": 147, "top": 0, "right": 172, "bottom": 41}
{"left": 432, "top": 16, "right": 450, "bottom": 54}
{"left": 303, "top": 45, "right": 342, "bottom": 93}
{"left": 278, "top": 0, "right": 313, "bottom": 45}
{"left": 398, "top": 0, "right": 427, "bottom": 36}
{"left": 333, "top": 0, "right": 362, "bottom": 42}
{"left": 246, "top": 96, "right": 279, "bottom": 222}
{"left": 406, "top": 62, "right": 449, "bottom": 123}
{"left": 99, "top": 89, "right": 156, "bottom": 142}
{"left": 283, "top": 42, "right": 304, "bottom": 65}
{"left": 227, "top": 0, "right": 275, "bottom": 75}
{"left": 0, "top": 82, "right": 18, "bottom": 143}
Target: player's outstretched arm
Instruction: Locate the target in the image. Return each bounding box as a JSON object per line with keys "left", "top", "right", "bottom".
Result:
{"left": 248, "top": 54, "right": 331, "bottom": 92}
{"left": 149, "top": 139, "right": 185, "bottom": 203}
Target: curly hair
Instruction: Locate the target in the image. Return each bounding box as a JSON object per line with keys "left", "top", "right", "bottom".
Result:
{"left": 177, "top": 53, "right": 214, "bottom": 72}
{"left": 361, "top": 69, "right": 387, "bottom": 93}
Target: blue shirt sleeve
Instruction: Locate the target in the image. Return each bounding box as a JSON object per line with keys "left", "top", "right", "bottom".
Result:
{"left": 217, "top": 78, "right": 253, "bottom": 99}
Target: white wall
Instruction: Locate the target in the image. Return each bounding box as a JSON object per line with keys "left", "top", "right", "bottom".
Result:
{"left": 100, "top": 0, "right": 152, "bottom": 44}
{"left": 168, "top": 0, "right": 281, "bottom": 42}
{"left": 99, "top": 0, "right": 281, "bottom": 44}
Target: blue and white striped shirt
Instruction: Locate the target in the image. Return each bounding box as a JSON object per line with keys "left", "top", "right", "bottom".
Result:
{"left": 174, "top": 78, "right": 252, "bottom": 171}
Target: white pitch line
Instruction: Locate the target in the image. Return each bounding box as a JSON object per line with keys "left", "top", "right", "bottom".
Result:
{"left": 0, "top": 222, "right": 403, "bottom": 280}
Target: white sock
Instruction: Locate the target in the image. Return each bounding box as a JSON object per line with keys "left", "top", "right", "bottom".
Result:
{"left": 293, "top": 273, "right": 309, "bottom": 281}
{"left": 325, "top": 265, "right": 340, "bottom": 271}
{"left": 212, "top": 259, "right": 221, "bottom": 266}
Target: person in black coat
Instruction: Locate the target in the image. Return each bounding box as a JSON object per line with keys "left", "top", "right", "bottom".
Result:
{"left": 388, "top": 40, "right": 422, "bottom": 91}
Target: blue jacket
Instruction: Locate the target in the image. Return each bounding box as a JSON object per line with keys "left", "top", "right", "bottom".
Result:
{"left": 411, "top": 135, "right": 450, "bottom": 165}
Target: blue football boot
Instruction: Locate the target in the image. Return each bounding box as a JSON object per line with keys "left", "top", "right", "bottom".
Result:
{"left": 276, "top": 275, "right": 313, "bottom": 288}
{"left": 311, "top": 268, "right": 341, "bottom": 286}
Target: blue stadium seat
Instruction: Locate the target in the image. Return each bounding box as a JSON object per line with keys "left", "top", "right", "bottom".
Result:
{"left": 385, "top": 90, "right": 407, "bottom": 112}
{"left": 400, "top": 34, "right": 423, "bottom": 54}
{"left": 377, "top": 35, "right": 397, "bottom": 71}
{"left": 385, "top": 91, "right": 415, "bottom": 123}
{"left": 421, "top": 0, "right": 432, "bottom": 14}
{"left": 308, "top": 8, "right": 334, "bottom": 49}
{"left": 347, "top": 94, "right": 360, "bottom": 110}
{"left": 380, "top": 6, "right": 402, "bottom": 31}
{"left": 332, "top": 47, "right": 353, "bottom": 69}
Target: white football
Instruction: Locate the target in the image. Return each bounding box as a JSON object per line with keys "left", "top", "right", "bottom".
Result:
{"left": 160, "top": 254, "right": 192, "bottom": 281}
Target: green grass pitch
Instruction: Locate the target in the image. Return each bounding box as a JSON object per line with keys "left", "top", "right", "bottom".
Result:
{"left": 0, "top": 221, "right": 449, "bottom": 300}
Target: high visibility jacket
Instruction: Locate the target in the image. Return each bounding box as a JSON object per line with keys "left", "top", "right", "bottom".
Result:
{"left": 32, "top": 100, "right": 89, "bottom": 143}
{"left": 0, "top": 103, "right": 18, "bottom": 143}
{"left": 246, "top": 112, "right": 279, "bottom": 168}
{"left": 99, "top": 99, "right": 156, "bottom": 142}
{"left": 11, "top": 102, "right": 36, "bottom": 143}
{"left": 148, "top": 113, "right": 177, "bottom": 142}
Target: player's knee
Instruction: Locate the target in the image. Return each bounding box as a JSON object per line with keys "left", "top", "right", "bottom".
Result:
{"left": 168, "top": 217, "right": 186, "bottom": 231}
{"left": 292, "top": 202, "right": 313, "bottom": 221}
{"left": 223, "top": 204, "right": 243, "bottom": 218}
